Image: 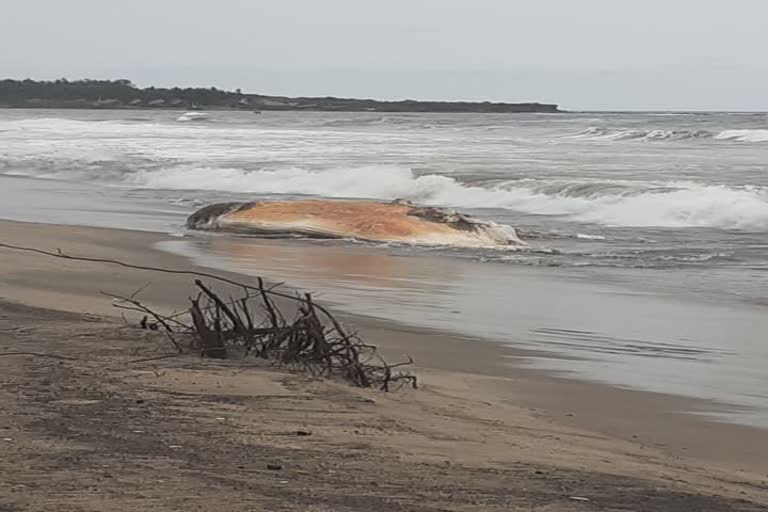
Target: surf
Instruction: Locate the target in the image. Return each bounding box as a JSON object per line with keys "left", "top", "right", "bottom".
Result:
{"left": 134, "top": 165, "right": 768, "bottom": 230}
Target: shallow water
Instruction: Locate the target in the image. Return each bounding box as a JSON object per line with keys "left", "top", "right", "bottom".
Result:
{"left": 1, "top": 108, "right": 767, "bottom": 426}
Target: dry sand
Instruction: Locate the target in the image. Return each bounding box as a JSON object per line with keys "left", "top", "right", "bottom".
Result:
{"left": 1, "top": 219, "right": 767, "bottom": 511}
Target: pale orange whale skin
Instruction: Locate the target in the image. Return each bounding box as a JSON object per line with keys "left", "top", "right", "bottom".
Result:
{"left": 187, "top": 200, "right": 524, "bottom": 247}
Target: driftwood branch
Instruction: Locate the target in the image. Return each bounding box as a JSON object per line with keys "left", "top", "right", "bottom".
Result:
{"left": 101, "top": 292, "right": 184, "bottom": 353}
{"left": 181, "top": 279, "right": 415, "bottom": 389}
{"left": 0, "top": 241, "right": 416, "bottom": 390}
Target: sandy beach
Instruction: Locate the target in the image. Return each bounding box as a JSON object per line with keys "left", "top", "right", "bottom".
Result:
{"left": 1, "top": 218, "right": 767, "bottom": 511}
{"left": 4, "top": 1, "right": 768, "bottom": 508}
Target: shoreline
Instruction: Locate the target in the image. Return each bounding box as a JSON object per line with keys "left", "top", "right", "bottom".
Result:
{"left": 0, "top": 105, "right": 565, "bottom": 113}
{"left": 2, "top": 218, "right": 768, "bottom": 479}
{"left": 163, "top": 231, "right": 768, "bottom": 428}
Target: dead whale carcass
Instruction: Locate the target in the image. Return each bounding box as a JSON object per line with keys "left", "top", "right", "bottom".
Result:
{"left": 186, "top": 200, "right": 525, "bottom": 247}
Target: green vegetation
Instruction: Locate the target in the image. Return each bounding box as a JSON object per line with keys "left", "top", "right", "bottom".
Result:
{"left": 0, "top": 79, "right": 239, "bottom": 108}
{"left": 0, "top": 78, "right": 559, "bottom": 113}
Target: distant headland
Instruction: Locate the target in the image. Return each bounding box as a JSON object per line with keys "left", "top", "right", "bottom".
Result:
{"left": 0, "top": 79, "right": 559, "bottom": 113}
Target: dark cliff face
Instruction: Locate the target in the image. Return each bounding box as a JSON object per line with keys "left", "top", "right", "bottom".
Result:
{"left": 0, "top": 79, "right": 560, "bottom": 113}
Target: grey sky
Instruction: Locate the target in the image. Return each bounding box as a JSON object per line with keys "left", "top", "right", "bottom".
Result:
{"left": 2, "top": 0, "right": 767, "bottom": 110}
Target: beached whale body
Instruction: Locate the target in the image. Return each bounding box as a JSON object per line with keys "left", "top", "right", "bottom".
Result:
{"left": 187, "top": 200, "right": 524, "bottom": 247}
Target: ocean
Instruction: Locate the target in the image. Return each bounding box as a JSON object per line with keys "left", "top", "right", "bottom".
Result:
{"left": 1, "top": 108, "right": 767, "bottom": 425}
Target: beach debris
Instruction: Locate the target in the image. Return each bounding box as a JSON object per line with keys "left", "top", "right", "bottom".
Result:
{"left": 186, "top": 199, "right": 525, "bottom": 247}
{"left": 0, "top": 240, "right": 416, "bottom": 391}
{"left": 569, "top": 496, "right": 591, "bottom": 502}
{"left": 108, "top": 277, "right": 417, "bottom": 391}
{"left": 266, "top": 464, "right": 283, "bottom": 471}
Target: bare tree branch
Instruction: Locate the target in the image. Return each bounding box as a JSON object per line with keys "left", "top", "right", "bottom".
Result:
{"left": 0, "top": 241, "right": 416, "bottom": 390}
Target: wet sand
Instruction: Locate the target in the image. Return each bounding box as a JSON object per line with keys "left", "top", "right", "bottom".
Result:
{"left": 1, "top": 219, "right": 768, "bottom": 509}
{"left": 165, "top": 234, "right": 768, "bottom": 428}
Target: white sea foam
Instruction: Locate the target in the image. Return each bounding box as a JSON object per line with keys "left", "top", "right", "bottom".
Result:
{"left": 714, "top": 129, "right": 768, "bottom": 143}
{"left": 127, "top": 165, "right": 768, "bottom": 230}
{"left": 177, "top": 112, "right": 210, "bottom": 122}
{"left": 569, "top": 185, "right": 768, "bottom": 229}
{"left": 4, "top": 114, "right": 768, "bottom": 231}
{"left": 571, "top": 127, "right": 768, "bottom": 143}
{"left": 570, "top": 127, "right": 714, "bottom": 142}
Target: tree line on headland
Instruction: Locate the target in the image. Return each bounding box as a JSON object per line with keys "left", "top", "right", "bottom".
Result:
{"left": 0, "top": 78, "right": 559, "bottom": 113}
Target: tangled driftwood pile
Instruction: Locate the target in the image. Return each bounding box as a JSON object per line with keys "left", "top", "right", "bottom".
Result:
{"left": 109, "top": 278, "right": 417, "bottom": 391}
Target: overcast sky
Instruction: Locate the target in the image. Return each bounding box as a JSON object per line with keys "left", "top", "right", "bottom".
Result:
{"left": 2, "top": 0, "right": 767, "bottom": 110}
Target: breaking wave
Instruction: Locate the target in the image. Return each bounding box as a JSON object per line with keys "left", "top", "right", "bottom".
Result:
{"left": 127, "top": 165, "right": 768, "bottom": 230}
{"left": 176, "top": 112, "right": 210, "bottom": 123}
{"left": 3, "top": 114, "right": 768, "bottom": 232}
{"left": 714, "top": 129, "right": 768, "bottom": 143}
{"left": 571, "top": 127, "right": 768, "bottom": 143}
